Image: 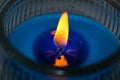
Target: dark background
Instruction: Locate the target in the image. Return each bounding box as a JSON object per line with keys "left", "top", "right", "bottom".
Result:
{"left": 0, "top": 0, "right": 4, "bottom": 6}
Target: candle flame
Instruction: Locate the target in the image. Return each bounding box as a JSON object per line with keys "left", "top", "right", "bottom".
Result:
{"left": 53, "top": 12, "right": 69, "bottom": 67}
{"left": 54, "top": 12, "right": 69, "bottom": 47}
{"left": 54, "top": 55, "right": 68, "bottom": 67}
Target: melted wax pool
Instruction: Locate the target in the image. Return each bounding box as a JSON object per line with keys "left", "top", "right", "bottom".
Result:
{"left": 34, "top": 29, "right": 89, "bottom": 67}
{"left": 9, "top": 13, "right": 120, "bottom": 67}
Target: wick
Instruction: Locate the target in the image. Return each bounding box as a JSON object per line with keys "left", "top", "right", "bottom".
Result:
{"left": 57, "top": 47, "right": 63, "bottom": 59}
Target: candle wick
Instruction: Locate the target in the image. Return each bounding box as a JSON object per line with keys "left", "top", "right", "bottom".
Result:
{"left": 57, "top": 47, "right": 63, "bottom": 59}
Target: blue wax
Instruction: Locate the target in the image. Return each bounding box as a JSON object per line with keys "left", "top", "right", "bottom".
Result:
{"left": 9, "top": 13, "right": 120, "bottom": 67}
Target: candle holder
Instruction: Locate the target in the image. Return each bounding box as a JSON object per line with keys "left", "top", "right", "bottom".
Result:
{"left": 0, "top": 0, "right": 120, "bottom": 80}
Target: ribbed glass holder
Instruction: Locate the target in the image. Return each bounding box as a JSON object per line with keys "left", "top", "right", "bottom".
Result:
{"left": 0, "top": 0, "right": 120, "bottom": 80}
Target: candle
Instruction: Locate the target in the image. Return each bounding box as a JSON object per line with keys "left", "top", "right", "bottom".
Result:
{"left": 33, "top": 12, "right": 88, "bottom": 67}
{"left": 0, "top": 0, "right": 119, "bottom": 79}
{"left": 9, "top": 13, "right": 119, "bottom": 66}
{"left": 53, "top": 12, "right": 69, "bottom": 67}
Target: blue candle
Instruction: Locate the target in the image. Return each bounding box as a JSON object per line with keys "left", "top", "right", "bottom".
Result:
{"left": 9, "top": 13, "right": 120, "bottom": 67}
{"left": 8, "top": 13, "right": 120, "bottom": 80}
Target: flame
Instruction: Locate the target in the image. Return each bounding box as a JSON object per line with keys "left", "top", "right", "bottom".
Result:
{"left": 54, "top": 12, "right": 69, "bottom": 47}
{"left": 53, "top": 12, "right": 69, "bottom": 67}
{"left": 54, "top": 55, "right": 68, "bottom": 67}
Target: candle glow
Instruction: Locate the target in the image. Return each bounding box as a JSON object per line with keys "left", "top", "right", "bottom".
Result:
{"left": 54, "top": 12, "right": 69, "bottom": 47}
{"left": 53, "top": 12, "right": 69, "bottom": 67}
{"left": 54, "top": 55, "right": 68, "bottom": 67}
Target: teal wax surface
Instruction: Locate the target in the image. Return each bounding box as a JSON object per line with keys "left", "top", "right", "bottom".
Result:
{"left": 9, "top": 13, "right": 120, "bottom": 67}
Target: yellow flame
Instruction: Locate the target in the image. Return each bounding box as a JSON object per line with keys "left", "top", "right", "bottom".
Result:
{"left": 54, "top": 55, "right": 68, "bottom": 67}
{"left": 54, "top": 12, "right": 69, "bottom": 47}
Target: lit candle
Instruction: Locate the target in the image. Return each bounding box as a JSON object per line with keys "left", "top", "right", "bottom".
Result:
{"left": 9, "top": 12, "right": 120, "bottom": 68}
{"left": 34, "top": 12, "right": 87, "bottom": 67}
{"left": 53, "top": 12, "right": 69, "bottom": 67}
